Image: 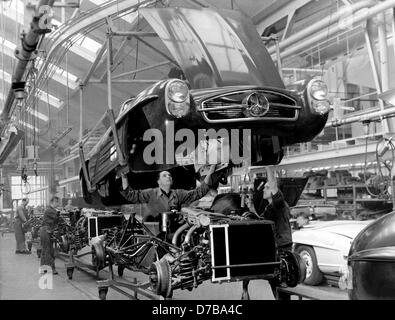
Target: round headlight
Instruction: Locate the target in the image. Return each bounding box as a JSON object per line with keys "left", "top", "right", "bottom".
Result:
{"left": 310, "top": 80, "right": 328, "bottom": 100}
{"left": 167, "top": 80, "right": 189, "bottom": 103}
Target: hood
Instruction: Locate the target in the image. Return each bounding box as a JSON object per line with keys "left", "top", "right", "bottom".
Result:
{"left": 141, "top": 8, "right": 284, "bottom": 90}
{"left": 301, "top": 220, "right": 373, "bottom": 239}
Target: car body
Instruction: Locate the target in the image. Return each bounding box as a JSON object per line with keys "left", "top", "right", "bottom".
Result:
{"left": 292, "top": 219, "right": 373, "bottom": 286}
{"left": 80, "top": 7, "right": 329, "bottom": 206}
{"left": 348, "top": 211, "right": 395, "bottom": 299}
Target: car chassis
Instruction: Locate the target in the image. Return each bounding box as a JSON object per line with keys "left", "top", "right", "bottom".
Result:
{"left": 92, "top": 207, "right": 306, "bottom": 299}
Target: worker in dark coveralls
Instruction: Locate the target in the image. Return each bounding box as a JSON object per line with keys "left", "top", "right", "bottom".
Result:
{"left": 120, "top": 165, "right": 216, "bottom": 221}
{"left": 259, "top": 166, "right": 293, "bottom": 300}
{"left": 244, "top": 166, "right": 293, "bottom": 300}
{"left": 14, "top": 198, "right": 31, "bottom": 254}
{"left": 39, "top": 196, "right": 61, "bottom": 274}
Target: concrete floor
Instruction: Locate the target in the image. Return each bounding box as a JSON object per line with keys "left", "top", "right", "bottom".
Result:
{"left": 0, "top": 233, "right": 276, "bottom": 300}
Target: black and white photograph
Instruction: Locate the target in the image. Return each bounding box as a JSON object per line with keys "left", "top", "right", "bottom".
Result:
{"left": 0, "top": 0, "right": 394, "bottom": 313}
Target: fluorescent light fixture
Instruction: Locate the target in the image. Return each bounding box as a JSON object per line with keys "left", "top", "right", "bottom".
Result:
{"left": 28, "top": 109, "right": 49, "bottom": 122}
{"left": 36, "top": 89, "right": 62, "bottom": 108}
{"left": 19, "top": 120, "right": 38, "bottom": 132}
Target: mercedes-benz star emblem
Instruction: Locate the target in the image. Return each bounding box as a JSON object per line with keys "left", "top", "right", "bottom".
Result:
{"left": 245, "top": 92, "right": 269, "bottom": 117}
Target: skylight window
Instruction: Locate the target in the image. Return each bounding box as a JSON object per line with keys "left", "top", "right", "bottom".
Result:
{"left": 52, "top": 19, "right": 102, "bottom": 62}
{"left": 19, "top": 120, "right": 38, "bottom": 132}
{"left": 88, "top": 0, "right": 138, "bottom": 24}
{"left": 0, "top": 69, "right": 63, "bottom": 109}
{"left": 0, "top": 93, "right": 49, "bottom": 122}
{"left": 0, "top": 0, "right": 25, "bottom": 24}
{"left": 0, "top": 36, "right": 79, "bottom": 89}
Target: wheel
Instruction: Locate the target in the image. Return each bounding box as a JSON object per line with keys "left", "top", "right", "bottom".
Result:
{"left": 149, "top": 258, "right": 172, "bottom": 298}
{"left": 66, "top": 267, "right": 74, "bottom": 280}
{"left": 98, "top": 288, "right": 108, "bottom": 300}
{"left": 37, "top": 248, "right": 42, "bottom": 258}
{"left": 281, "top": 250, "right": 307, "bottom": 287}
{"left": 118, "top": 265, "right": 125, "bottom": 277}
{"left": 295, "top": 245, "right": 323, "bottom": 285}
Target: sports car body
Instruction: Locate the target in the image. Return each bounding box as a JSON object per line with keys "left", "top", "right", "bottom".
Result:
{"left": 80, "top": 7, "right": 330, "bottom": 206}
{"left": 292, "top": 220, "right": 372, "bottom": 286}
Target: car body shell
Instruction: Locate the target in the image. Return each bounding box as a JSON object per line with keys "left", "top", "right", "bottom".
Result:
{"left": 81, "top": 8, "right": 328, "bottom": 205}
{"left": 293, "top": 220, "right": 372, "bottom": 277}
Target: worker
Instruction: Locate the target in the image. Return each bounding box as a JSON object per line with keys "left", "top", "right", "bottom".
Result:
{"left": 260, "top": 166, "right": 293, "bottom": 251}
{"left": 64, "top": 199, "right": 74, "bottom": 212}
{"left": 14, "top": 198, "right": 31, "bottom": 254}
{"left": 258, "top": 166, "right": 293, "bottom": 299}
{"left": 39, "top": 196, "right": 62, "bottom": 275}
{"left": 119, "top": 165, "right": 216, "bottom": 221}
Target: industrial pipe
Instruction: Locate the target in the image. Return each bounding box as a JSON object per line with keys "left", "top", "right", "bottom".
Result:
{"left": 267, "top": 0, "right": 376, "bottom": 55}
{"left": 326, "top": 106, "right": 395, "bottom": 128}
{"left": 269, "top": 0, "right": 395, "bottom": 61}
{"left": 0, "top": 0, "right": 56, "bottom": 130}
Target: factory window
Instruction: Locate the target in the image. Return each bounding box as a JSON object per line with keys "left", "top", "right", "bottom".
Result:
{"left": 11, "top": 176, "right": 47, "bottom": 207}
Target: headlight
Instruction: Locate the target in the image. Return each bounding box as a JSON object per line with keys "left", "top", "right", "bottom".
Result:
{"left": 167, "top": 80, "right": 189, "bottom": 103}
{"left": 309, "top": 80, "right": 328, "bottom": 100}
{"left": 165, "top": 80, "right": 190, "bottom": 118}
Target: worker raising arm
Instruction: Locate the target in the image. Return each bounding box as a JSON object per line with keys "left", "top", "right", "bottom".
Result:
{"left": 120, "top": 165, "right": 216, "bottom": 221}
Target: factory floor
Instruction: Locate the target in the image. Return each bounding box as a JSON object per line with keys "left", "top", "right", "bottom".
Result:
{"left": 0, "top": 232, "right": 276, "bottom": 300}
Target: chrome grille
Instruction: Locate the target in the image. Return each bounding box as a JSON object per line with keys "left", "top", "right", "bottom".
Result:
{"left": 200, "top": 90, "right": 299, "bottom": 123}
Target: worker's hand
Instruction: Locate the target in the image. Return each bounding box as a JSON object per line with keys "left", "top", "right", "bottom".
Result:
{"left": 203, "top": 164, "right": 217, "bottom": 185}
{"left": 121, "top": 174, "right": 129, "bottom": 190}
{"left": 208, "top": 164, "right": 216, "bottom": 175}
{"left": 116, "top": 166, "right": 129, "bottom": 179}
{"left": 265, "top": 166, "right": 278, "bottom": 194}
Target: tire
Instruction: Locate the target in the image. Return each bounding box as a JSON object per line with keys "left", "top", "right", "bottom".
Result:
{"left": 149, "top": 258, "right": 172, "bottom": 298}
{"left": 295, "top": 245, "right": 323, "bottom": 286}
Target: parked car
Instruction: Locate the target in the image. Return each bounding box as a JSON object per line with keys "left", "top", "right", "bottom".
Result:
{"left": 290, "top": 204, "right": 338, "bottom": 229}
{"left": 80, "top": 7, "right": 330, "bottom": 206}
{"left": 292, "top": 219, "right": 373, "bottom": 286}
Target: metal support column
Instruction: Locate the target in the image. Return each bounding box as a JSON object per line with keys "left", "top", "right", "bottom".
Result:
{"left": 275, "top": 36, "right": 283, "bottom": 80}
{"left": 378, "top": 11, "right": 394, "bottom": 132}
{"left": 364, "top": 19, "right": 390, "bottom": 133}
{"left": 105, "top": 19, "right": 126, "bottom": 167}
{"left": 79, "top": 83, "right": 83, "bottom": 142}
